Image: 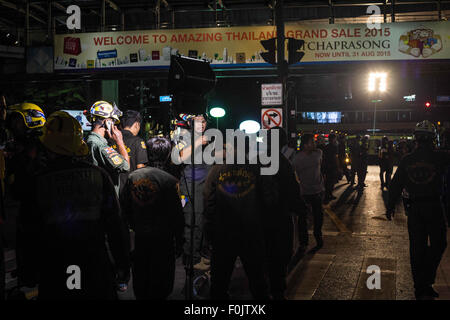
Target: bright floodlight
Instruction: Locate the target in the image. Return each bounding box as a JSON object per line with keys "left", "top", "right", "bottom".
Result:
{"left": 239, "top": 120, "right": 260, "bottom": 134}
{"left": 210, "top": 107, "right": 225, "bottom": 118}
{"left": 368, "top": 73, "right": 376, "bottom": 92}
{"left": 368, "top": 72, "right": 387, "bottom": 92}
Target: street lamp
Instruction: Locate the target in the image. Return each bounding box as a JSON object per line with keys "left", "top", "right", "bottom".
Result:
{"left": 239, "top": 120, "right": 260, "bottom": 134}
{"left": 368, "top": 72, "right": 387, "bottom": 135}
{"left": 209, "top": 107, "right": 226, "bottom": 129}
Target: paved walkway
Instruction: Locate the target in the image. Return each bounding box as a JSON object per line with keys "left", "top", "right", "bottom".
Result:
{"left": 287, "top": 165, "right": 450, "bottom": 300}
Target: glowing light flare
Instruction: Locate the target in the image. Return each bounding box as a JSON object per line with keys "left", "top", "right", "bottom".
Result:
{"left": 209, "top": 107, "right": 226, "bottom": 118}
{"left": 368, "top": 72, "right": 387, "bottom": 92}
{"left": 239, "top": 120, "right": 260, "bottom": 134}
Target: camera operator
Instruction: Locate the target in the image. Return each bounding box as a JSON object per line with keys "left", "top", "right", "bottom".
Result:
{"left": 173, "top": 114, "right": 211, "bottom": 272}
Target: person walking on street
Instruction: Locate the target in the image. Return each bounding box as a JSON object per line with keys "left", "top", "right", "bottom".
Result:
{"left": 293, "top": 133, "right": 325, "bottom": 252}
{"left": 379, "top": 136, "right": 389, "bottom": 189}
{"left": 387, "top": 120, "right": 450, "bottom": 300}
{"left": 385, "top": 140, "right": 395, "bottom": 189}
{"left": 357, "top": 135, "right": 369, "bottom": 190}
{"left": 322, "top": 134, "right": 340, "bottom": 202}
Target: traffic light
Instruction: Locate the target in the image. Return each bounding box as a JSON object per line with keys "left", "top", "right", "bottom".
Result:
{"left": 287, "top": 38, "right": 305, "bottom": 65}
{"left": 425, "top": 101, "right": 431, "bottom": 108}
{"left": 260, "top": 38, "right": 276, "bottom": 65}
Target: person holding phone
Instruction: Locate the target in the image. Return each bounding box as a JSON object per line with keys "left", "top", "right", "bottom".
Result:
{"left": 86, "top": 101, "right": 130, "bottom": 196}
{"left": 85, "top": 101, "right": 131, "bottom": 292}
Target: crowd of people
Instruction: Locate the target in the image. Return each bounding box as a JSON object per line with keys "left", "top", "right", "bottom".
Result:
{"left": 0, "top": 99, "right": 449, "bottom": 301}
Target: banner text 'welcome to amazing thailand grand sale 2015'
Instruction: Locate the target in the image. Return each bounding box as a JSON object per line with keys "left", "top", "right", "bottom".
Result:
{"left": 54, "top": 21, "right": 450, "bottom": 71}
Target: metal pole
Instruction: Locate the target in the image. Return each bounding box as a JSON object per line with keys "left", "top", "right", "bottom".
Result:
{"left": 391, "top": 0, "right": 395, "bottom": 23}
{"left": 47, "top": 1, "right": 52, "bottom": 42}
{"left": 25, "top": 0, "right": 30, "bottom": 46}
{"left": 101, "top": 0, "right": 106, "bottom": 31}
{"left": 121, "top": 12, "right": 125, "bottom": 31}
{"left": 275, "top": 0, "right": 287, "bottom": 129}
{"left": 438, "top": 0, "right": 442, "bottom": 21}
{"left": 156, "top": 0, "right": 161, "bottom": 29}
{"left": 372, "top": 100, "right": 377, "bottom": 135}
{"left": 139, "top": 80, "right": 144, "bottom": 109}
{"left": 172, "top": 9, "right": 175, "bottom": 29}
{"left": 329, "top": 0, "right": 334, "bottom": 24}
{"left": 187, "top": 121, "right": 196, "bottom": 300}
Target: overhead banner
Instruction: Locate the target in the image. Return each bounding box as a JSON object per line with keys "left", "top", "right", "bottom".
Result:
{"left": 54, "top": 21, "right": 450, "bottom": 71}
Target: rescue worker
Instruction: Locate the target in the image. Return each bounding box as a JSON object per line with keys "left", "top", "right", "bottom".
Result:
{"left": 4, "top": 103, "right": 47, "bottom": 289}
{"left": 112, "top": 110, "right": 148, "bottom": 196}
{"left": 203, "top": 139, "right": 269, "bottom": 300}
{"left": 175, "top": 115, "right": 211, "bottom": 269}
{"left": 387, "top": 120, "right": 450, "bottom": 300}
{"left": 264, "top": 127, "right": 307, "bottom": 299}
{"left": 120, "top": 137, "right": 184, "bottom": 300}
{"left": 5, "top": 103, "right": 47, "bottom": 199}
{"left": 19, "top": 111, "right": 130, "bottom": 299}
{"left": 85, "top": 101, "right": 130, "bottom": 291}
{"left": 85, "top": 101, "right": 130, "bottom": 196}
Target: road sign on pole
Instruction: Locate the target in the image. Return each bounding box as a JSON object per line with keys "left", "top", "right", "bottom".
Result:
{"left": 261, "top": 83, "right": 283, "bottom": 106}
{"left": 261, "top": 108, "right": 283, "bottom": 129}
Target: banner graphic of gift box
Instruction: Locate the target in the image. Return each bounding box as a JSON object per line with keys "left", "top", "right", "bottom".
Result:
{"left": 63, "top": 37, "right": 82, "bottom": 55}
{"left": 398, "top": 27, "right": 443, "bottom": 58}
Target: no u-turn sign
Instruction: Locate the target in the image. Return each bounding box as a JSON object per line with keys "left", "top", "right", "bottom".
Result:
{"left": 261, "top": 108, "right": 283, "bottom": 129}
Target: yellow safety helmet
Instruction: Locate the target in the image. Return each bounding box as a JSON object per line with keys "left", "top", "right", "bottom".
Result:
{"left": 414, "top": 120, "right": 436, "bottom": 135}
{"left": 39, "top": 111, "right": 89, "bottom": 157}
{"left": 88, "top": 100, "right": 122, "bottom": 124}
{"left": 8, "top": 102, "right": 46, "bottom": 129}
